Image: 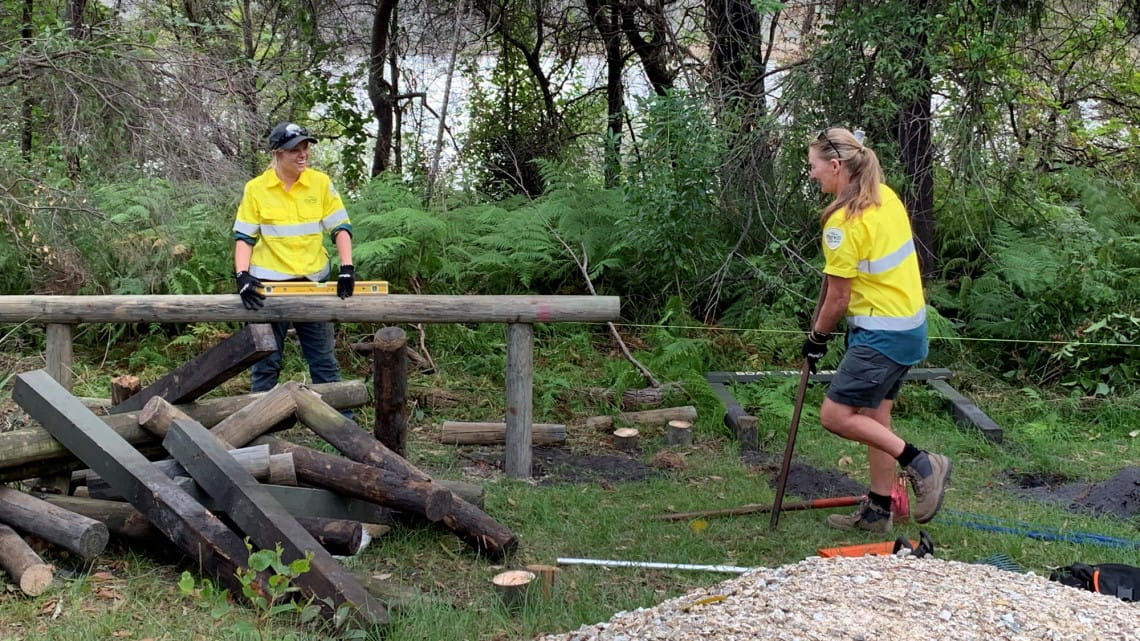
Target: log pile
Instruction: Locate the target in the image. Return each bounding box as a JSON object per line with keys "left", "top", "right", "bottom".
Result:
{"left": 0, "top": 325, "right": 518, "bottom": 630}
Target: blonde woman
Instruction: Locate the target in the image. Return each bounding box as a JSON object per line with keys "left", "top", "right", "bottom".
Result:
{"left": 803, "top": 127, "right": 950, "bottom": 532}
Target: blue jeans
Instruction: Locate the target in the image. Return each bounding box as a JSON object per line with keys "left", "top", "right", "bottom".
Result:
{"left": 251, "top": 321, "right": 342, "bottom": 392}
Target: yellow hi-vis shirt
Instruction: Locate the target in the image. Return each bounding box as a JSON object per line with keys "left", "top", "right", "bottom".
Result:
{"left": 821, "top": 184, "right": 928, "bottom": 365}
{"left": 233, "top": 168, "right": 350, "bottom": 281}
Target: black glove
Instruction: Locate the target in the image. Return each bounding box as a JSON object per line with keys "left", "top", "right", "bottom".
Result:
{"left": 235, "top": 271, "right": 265, "bottom": 310}
{"left": 800, "top": 330, "right": 830, "bottom": 374}
{"left": 337, "top": 264, "right": 355, "bottom": 299}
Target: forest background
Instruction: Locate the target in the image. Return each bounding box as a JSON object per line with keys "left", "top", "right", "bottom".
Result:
{"left": 2, "top": 0, "right": 1140, "bottom": 399}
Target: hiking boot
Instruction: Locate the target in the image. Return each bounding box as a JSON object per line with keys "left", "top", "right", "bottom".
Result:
{"left": 825, "top": 500, "right": 893, "bottom": 533}
{"left": 905, "top": 452, "right": 952, "bottom": 523}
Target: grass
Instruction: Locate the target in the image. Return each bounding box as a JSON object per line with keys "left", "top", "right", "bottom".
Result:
{"left": 2, "top": 322, "right": 1140, "bottom": 640}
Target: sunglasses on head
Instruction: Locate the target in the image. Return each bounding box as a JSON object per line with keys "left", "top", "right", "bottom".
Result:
{"left": 817, "top": 129, "right": 842, "bottom": 158}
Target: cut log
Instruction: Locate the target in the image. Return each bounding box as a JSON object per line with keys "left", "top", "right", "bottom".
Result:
{"left": 586, "top": 382, "right": 685, "bottom": 409}
{"left": 0, "top": 486, "right": 109, "bottom": 559}
{"left": 0, "top": 380, "right": 365, "bottom": 481}
{"left": 84, "top": 444, "right": 273, "bottom": 500}
{"left": 492, "top": 569, "right": 536, "bottom": 609}
{"left": 0, "top": 523, "right": 53, "bottom": 596}
{"left": 208, "top": 381, "right": 300, "bottom": 448}
{"left": 11, "top": 369, "right": 263, "bottom": 598}
{"left": 613, "top": 428, "right": 639, "bottom": 452}
{"left": 620, "top": 406, "right": 697, "bottom": 425}
{"left": 268, "top": 453, "right": 297, "bottom": 486}
{"left": 39, "top": 495, "right": 159, "bottom": 541}
{"left": 372, "top": 327, "right": 409, "bottom": 456}
{"left": 666, "top": 420, "right": 693, "bottom": 447}
{"left": 735, "top": 415, "right": 758, "bottom": 452}
{"left": 258, "top": 436, "right": 515, "bottom": 561}
{"left": 164, "top": 418, "right": 388, "bottom": 626}
{"left": 110, "top": 375, "right": 141, "bottom": 406}
{"left": 256, "top": 438, "right": 452, "bottom": 522}
{"left": 440, "top": 422, "right": 566, "bottom": 445}
{"left": 583, "top": 406, "right": 699, "bottom": 432}
{"left": 109, "top": 323, "right": 278, "bottom": 414}
{"left": 288, "top": 391, "right": 519, "bottom": 560}
{"left": 585, "top": 416, "right": 613, "bottom": 431}
{"left": 296, "top": 516, "right": 364, "bottom": 556}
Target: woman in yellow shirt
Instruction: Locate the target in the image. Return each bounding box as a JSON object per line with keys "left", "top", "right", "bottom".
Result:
{"left": 802, "top": 127, "right": 951, "bottom": 532}
{"left": 232, "top": 122, "right": 355, "bottom": 393}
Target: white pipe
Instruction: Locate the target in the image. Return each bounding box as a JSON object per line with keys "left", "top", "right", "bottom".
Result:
{"left": 556, "top": 557, "right": 753, "bottom": 574}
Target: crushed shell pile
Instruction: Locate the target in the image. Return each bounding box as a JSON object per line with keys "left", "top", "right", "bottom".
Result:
{"left": 535, "top": 554, "right": 1139, "bottom": 641}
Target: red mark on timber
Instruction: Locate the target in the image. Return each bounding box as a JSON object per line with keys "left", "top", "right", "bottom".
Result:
{"left": 536, "top": 304, "right": 552, "bottom": 322}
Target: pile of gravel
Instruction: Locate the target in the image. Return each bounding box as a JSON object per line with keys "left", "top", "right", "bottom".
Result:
{"left": 536, "top": 555, "right": 1138, "bottom": 641}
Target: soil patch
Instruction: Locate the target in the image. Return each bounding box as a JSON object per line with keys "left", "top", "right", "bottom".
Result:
{"left": 459, "top": 446, "right": 660, "bottom": 486}
{"left": 1011, "top": 466, "right": 1140, "bottom": 519}
{"left": 740, "top": 451, "right": 867, "bottom": 500}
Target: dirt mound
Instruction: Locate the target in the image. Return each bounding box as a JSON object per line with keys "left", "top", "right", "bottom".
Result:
{"left": 1012, "top": 466, "right": 1140, "bottom": 519}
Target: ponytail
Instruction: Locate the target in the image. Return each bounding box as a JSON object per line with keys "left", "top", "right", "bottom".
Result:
{"left": 809, "top": 128, "right": 885, "bottom": 223}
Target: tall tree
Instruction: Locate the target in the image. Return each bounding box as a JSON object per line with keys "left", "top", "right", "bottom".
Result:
{"left": 368, "top": 0, "right": 400, "bottom": 176}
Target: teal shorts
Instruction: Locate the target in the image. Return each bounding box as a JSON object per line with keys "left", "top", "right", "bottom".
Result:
{"left": 826, "top": 345, "right": 910, "bottom": 409}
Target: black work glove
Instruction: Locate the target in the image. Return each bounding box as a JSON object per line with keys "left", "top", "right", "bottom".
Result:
{"left": 235, "top": 271, "right": 265, "bottom": 310}
{"left": 800, "top": 330, "right": 830, "bottom": 374}
{"left": 337, "top": 264, "right": 355, "bottom": 299}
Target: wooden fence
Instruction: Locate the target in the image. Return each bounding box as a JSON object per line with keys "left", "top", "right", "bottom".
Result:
{"left": 0, "top": 294, "right": 621, "bottom": 478}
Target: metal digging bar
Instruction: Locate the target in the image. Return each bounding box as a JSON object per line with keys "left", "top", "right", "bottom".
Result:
{"left": 770, "top": 279, "right": 829, "bottom": 530}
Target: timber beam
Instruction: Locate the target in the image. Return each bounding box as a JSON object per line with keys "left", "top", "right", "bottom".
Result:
{"left": 0, "top": 295, "right": 620, "bottom": 324}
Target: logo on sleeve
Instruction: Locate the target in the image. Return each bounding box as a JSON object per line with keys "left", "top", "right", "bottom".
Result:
{"left": 824, "top": 227, "right": 844, "bottom": 250}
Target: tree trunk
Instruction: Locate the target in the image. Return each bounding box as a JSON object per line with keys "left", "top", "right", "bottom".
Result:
{"left": 369, "top": 0, "right": 399, "bottom": 176}
{"left": 586, "top": 0, "right": 625, "bottom": 186}
{"left": 895, "top": 44, "right": 936, "bottom": 277}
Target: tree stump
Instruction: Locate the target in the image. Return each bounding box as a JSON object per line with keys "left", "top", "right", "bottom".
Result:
{"left": 613, "top": 428, "right": 639, "bottom": 452}
{"left": 666, "top": 420, "right": 693, "bottom": 446}
{"left": 492, "top": 569, "right": 536, "bottom": 610}
{"left": 524, "top": 563, "right": 561, "bottom": 598}
{"left": 110, "top": 375, "right": 141, "bottom": 406}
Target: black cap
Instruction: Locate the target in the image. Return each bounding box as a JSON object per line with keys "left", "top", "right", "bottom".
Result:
{"left": 268, "top": 122, "right": 318, "bottom": 150}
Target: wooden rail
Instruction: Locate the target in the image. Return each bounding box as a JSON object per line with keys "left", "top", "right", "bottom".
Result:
{"left": 1, "top": 294, "right": 621, "bottom": 479}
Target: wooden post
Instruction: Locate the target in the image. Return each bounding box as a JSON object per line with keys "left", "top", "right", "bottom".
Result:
{"left": 372, "top": 326, "right": 408, "bottom": 456}
{"left": 0, "top": 523, "right": 53, "bottom": 596}
{"left": 524, "top": 564, "right": 560, "bottom": 599}
{"left": 109, "top": 323, "right": 278, "bottom": 414}
{"left": 110, "top": 375, "right": 141, "bottom": 406}
{"left": 736, "top": 415, "right": 759, "bottom": 452}
{"left": 208, "top": 381, "right": 300, "bottom": 448}
{"left": 666, "top": 420, "right": 693, "bottom": 446}
{"left": 164, "top": 418, "right": 389, "bottom": 626}
{"left": 613, "top": 428, "right": 639, "bottom": 452}
{"left": 0, "top": 486, "right": 109, "bottom": 560}
{"left": 504, "top": 323, "right": 533, "bottom": 479}
{"left": 45, "top": 323, "right": 73, "bottom": 392}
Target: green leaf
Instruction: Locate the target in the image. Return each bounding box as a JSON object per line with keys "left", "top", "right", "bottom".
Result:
{"left": 177, "top": 571, "right": 196, "bottom": 595}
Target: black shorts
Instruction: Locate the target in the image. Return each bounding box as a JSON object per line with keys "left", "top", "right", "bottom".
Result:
{"left": 826, "top": 345, "right": 911, "bottom": 409}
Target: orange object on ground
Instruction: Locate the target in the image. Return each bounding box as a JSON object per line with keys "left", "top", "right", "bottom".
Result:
{"left": 818, "top": 540, "right": 917, "bottom": 558}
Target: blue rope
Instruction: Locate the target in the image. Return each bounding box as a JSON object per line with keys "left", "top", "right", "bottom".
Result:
{"left": 935, "top": 509, "right": 1140, "bottom": 549}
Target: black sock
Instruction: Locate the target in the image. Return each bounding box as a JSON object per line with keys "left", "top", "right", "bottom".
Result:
{"left": 868, "top": 491, "right": 892, "bottom": 512}
{"left": 896, "top": 443, "right": 921, "bottom": 468}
